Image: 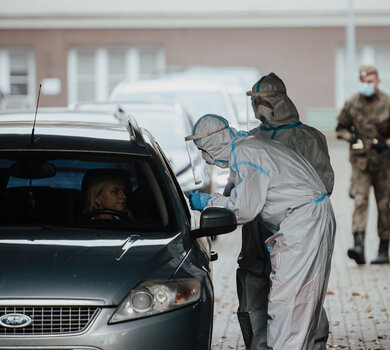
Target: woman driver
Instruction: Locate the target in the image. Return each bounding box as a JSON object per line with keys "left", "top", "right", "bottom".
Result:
{"left": 82, "top": 169, "right": 135, "bottom": 221}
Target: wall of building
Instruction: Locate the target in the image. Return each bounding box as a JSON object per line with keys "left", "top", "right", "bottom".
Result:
{"left": 1, "top": 25, "right": 390, "bottom": 122}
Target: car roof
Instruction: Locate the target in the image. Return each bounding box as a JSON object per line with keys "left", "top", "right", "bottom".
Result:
{"left": 0, "top": 107, "right": 122, "bottom": 125}
{"left": 72, "top": 100, "right": 192, "bottom": 125}
{"left": 0, "top": 108, "right": 151, "bottom": 153}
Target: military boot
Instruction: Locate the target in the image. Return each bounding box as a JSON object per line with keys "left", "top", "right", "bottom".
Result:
{"left": 371, "top": 240, "right": 389, "bottom": 264}
{"left": 347, "top": 231, "right": 366, "bottom": 265}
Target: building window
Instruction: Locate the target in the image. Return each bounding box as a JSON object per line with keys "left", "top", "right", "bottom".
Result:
{"left": 108, "top": 47, "right": 127, "bottom": 94}
{"left": 374, "top": 44, "right": 390, "bottom": 94}
{"left": 68, "top": 46, "right": 165, "bottom": 105}
{"left": 0, "top": 48, "right": 35, "bottom": 96}
{"left": 77, "top": 48, "right": 96, "bottom": 102}
{"left": 139, "top": 47, "right": 165, "bottom": 79}
{"left": 0, "top": 48, "right": 35, "bottom": 110}
{"left": 9, "top": 49, "right": 29, "bottom": 95}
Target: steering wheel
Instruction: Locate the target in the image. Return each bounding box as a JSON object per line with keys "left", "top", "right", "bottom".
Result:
{"left": 81, "top": 209, "right": 130, "bottom": 222}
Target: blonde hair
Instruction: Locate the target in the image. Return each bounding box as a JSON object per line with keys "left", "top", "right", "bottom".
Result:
{"left": 82, "top": 169, "right": 130, "bottom": 215}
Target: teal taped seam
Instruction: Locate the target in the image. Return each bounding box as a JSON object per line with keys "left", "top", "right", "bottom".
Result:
{"left": 263, "top": 222, "right": 279, "bottom": 232}
{"left": 256, "top": 76, "right": 267, "bottom": 92}
{"left": 231, "top": 138, "right": 242, "bottom": 182}
{"left": 260, "top": 121, "right": 302, "bottom": 131}
{"left": 314, "top": 192, "right": 327, "bottom": 203}
{"left": 235, "top": 161, "right": 269, "bottom": 177}
{"left": 287, "top": 145, "right": 300, "bottom": 155}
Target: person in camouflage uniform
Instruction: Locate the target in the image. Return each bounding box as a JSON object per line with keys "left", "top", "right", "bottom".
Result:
{"left": 336, "top": 65, "right": 390, "bottom": 265}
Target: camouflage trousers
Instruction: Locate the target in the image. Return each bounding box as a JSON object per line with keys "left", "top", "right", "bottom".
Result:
{"left": 349, "top": 166, "right": 390, "bottom": 240}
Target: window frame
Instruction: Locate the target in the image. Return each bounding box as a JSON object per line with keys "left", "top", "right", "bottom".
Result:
{"left": 67, "top": 46, "right": 165, "bottom": 106}
{"left": 0, "top": 47, "right": 35, "bottom": 99}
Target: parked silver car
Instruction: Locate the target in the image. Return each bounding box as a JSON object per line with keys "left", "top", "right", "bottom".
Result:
{"left": 109, "top": 77, "right": 240, "bottom": 129}
{"left": 152, "top": 65, "right": 261, "bottom": 130}
{"left": 0, "top": 109, "right": 236, "bottom": 349}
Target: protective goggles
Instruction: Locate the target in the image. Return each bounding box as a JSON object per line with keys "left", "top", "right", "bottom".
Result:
{"left": 252, "top": 96, "right": 274, "bottom": 109}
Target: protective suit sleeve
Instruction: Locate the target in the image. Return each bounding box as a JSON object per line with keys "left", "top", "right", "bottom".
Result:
{"left": 222, "top": 169, "right": 237, "bottom": 196}
{"left": 208, "top": 149, "right": 269, "bottom": 224}
{"left": 248, "top": 126, "right": 260, "bottom": 136}
{"left": 314, "top": 132, "right": 334, "bottom": 195}
{"left": 297, "top": 128, "right": 335, "bottom": 196}
{"left": 183, "top": 194, "right": 201, "bottom": 229}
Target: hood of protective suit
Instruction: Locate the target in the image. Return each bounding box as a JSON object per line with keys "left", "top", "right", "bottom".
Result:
{"left": 191, "top": 114, "right": 237, "bottom": 167}
{"left": 250, "top": 73, "right": 300, "bottom": 126}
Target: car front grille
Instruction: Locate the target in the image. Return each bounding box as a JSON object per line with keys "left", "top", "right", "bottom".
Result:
{"left": 0, "top": 306, "right": 100, "bottom": 335}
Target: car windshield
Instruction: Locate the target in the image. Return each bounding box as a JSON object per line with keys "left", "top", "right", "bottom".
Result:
{"left": 135, "top": 110, "right": 188, "bottom": 150}
{"left": 0, "top": 151, "right": 174, "bottom": 232}
{"left": 113, "top": 91, "right": 228, "bottom": 122}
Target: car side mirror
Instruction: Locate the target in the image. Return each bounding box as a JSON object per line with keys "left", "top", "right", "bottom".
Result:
{"left": 190, "top": 207, "right": 237, "bottom": 239}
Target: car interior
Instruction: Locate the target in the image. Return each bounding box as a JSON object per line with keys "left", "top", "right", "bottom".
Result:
{"left": 0, "top": 153, "right": 172, "bottom": 231}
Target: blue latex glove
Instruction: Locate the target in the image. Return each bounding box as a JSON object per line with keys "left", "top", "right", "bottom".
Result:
{"left": 189, "top": 192, "right": 212, "bottom": 211}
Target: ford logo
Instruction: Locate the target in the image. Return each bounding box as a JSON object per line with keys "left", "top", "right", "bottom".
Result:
{"left": 0, "top": 313, "right": 32, "bottom": 328}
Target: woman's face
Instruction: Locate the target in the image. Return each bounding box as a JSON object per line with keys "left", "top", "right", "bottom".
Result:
{"left": 95, "top": 179, "right": 127, "bottom": 212}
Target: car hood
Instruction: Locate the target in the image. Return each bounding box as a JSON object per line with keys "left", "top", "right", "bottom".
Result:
{"left": 0, "top": 230, "right": 186, "bottom": 305}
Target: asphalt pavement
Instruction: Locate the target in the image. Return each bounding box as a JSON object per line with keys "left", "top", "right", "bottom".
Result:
{"left": 210, "top": 136, "right": 390, "bottom": 350}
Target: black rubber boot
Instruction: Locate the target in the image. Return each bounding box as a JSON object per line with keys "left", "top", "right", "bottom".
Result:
{"left": 347, "top": 231, "right": 366, "bottom": 265}
{"left": 371, "top": 240, "right": 389, "bottom": 264}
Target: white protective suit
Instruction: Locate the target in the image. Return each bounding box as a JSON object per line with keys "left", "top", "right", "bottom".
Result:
{"left": 190, "top": 114, "right": 336, "bottom": 350}
{"left": 233, "top": 73, "right": 335, "bottom": 350}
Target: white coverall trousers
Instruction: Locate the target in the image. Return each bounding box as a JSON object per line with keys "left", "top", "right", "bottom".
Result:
{"left": 265, "top": 196, "right": 335, "bottom": 349}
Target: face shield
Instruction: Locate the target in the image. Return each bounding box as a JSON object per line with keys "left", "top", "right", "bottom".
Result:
{"left": 241, "top": 93, "right": 258, "bottom": 130}
{"left": 184, "top": 125, "right": 229, "bottom": 173}
{"left": 184, "top": 139, "right": 203, "bottom": 185}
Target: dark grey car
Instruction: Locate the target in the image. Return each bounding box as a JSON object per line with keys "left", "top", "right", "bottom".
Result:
{"left": 0, "top": 109, "right": 236, "bottom": 350}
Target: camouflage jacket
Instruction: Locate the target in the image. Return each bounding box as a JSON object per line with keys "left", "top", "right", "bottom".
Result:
{"left": 336, "top": 89, "right": 390, "bottom": 171}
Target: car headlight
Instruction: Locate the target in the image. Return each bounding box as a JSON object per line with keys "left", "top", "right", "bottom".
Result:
{"left": 109, "top": 279, "right": 201, "bottom": 323}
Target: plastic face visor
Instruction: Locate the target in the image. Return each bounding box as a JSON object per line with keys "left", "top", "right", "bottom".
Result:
{"left": 184, "top": 138, "right": 203, "bottom": 185}
{"left": 184, "top": 126, "right": 229, "bottom": 184}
